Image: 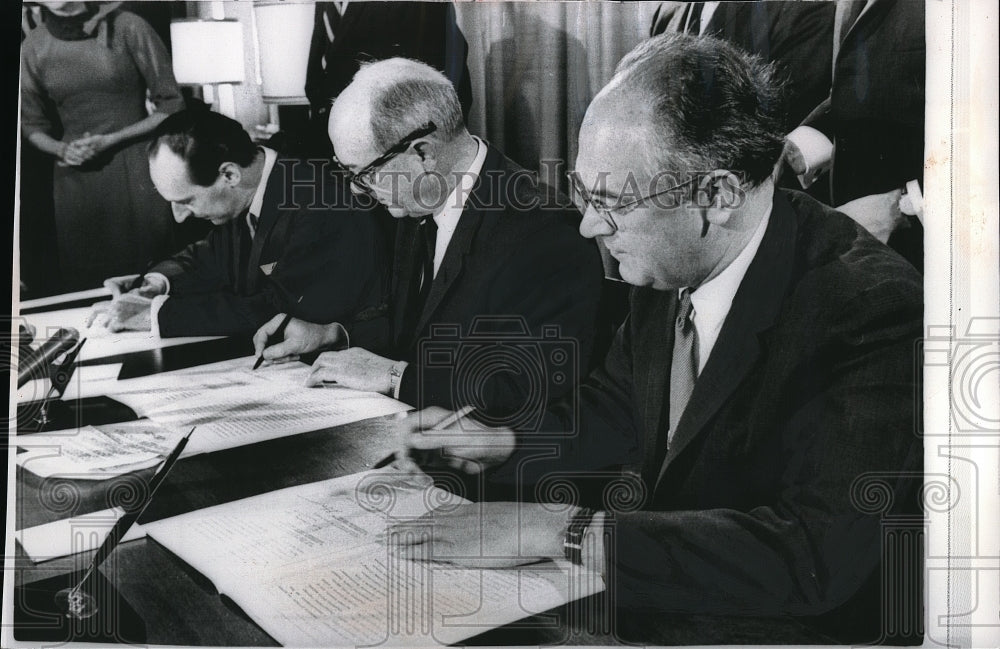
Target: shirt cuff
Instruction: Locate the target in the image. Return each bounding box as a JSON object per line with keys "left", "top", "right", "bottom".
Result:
{"left": 786, "top": 125, "right": 833, "bottom": 188}
{"left": 145, "top": 272, "right": 171, "bottom": 295}
{"left": 899, "top": 179, "right": 924, "bottom": 224}
{"left": 149, "top": 295, "right": 169, "bottom": 337}
{"left": 328, "top": 322, "right": 350, "bottom": 351}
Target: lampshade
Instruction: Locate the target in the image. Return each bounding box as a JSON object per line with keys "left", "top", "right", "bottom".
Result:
{"left": 253, "top": 0, "right": 315, "bottom": 104}
{"left": 170, "top": 19, "right": 246, "bottom": 85}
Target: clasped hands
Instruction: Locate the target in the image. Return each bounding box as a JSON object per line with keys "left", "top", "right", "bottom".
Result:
{"left": 58, "top": 132, "right": 120, "bottom": 167}
{"left": 85, "top": 274, "right": 167, "bottom": 332}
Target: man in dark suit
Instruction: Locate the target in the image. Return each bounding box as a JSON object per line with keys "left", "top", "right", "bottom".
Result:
{"left": 254, "top": 58, "right": 604, "bottom": 422}
{"left": 88, "top": 109, "right": 387, "bottom": 338}
{"left": 302, "top": 1, "right": 472, "bottom": 156}
{"left": 650, "top": 1, "right": 835, "bottom": 130}
{"left": 784, "top": 0, "right": 925, "bottom": 271}
{"left": 386, "top": 34, "right": 923, "bottom": 645}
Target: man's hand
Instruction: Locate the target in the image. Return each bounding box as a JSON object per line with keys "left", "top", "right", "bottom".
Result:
{"left": 390, "top": 406, "right": 516, "bottom": 475}
{"left": 384, "top": 502, "right": 571, "bottom": 568}
{"left": 252, "top": 316, "right": 344, "bottom": 365}
{"left": 103, "top": 274, "right": 168, "bottom": 299}
{"left": 306, "top": 347, "right": 395, "bottom": 394}
{"left": 85, "top": 294, "right": 153, "bottom": 332}
{"left": 836, "top": 189, "right": 905, "bottom": 244}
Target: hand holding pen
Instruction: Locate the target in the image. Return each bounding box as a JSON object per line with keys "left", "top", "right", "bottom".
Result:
{"left": 252, "top": 296, "right": 304, "bottom": 370}
{"left": 375, "top": 405, "right": 515, "bottom": 475}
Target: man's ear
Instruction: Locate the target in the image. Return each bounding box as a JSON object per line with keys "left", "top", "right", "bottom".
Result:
{"left": 218, "top": 161, "right": 242, "bottom": 187}
{"left": 412, "top": 140, "right": 437, "bottom": 171}
{"left": 699, "top": 169, "right": 744, "bottom": 228}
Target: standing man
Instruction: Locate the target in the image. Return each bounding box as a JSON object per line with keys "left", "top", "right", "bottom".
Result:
{"left": 255, "top": 58, "right": 604, "bottom": 423}
{"left": 88, "top": 109, "right": 387, "bottom": 338}
{"left": 388, "top": 34, "right": 923, "bottom": 645}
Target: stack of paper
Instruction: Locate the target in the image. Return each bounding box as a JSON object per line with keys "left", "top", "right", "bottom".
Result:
{"left": 144, "top": 469, "right": 604, "bottom": 646}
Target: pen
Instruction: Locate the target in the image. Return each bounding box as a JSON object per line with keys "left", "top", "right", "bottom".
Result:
{"left": 252, "top": 311, "right": 295, "bottom": 370}
{"left": 71, "top": 427, "right": 196, "bottom": 593}
{"left": 373, "top": 404, "right": 477, "bottom": 469}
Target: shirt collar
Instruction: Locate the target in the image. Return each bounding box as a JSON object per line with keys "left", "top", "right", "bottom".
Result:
{"left": 432, "top": 136, "right": 486, "bottom": 231}
{"left": 248, "top": 146, "right": 278, "bottom": 228}
{"left": 689, "top": 203, "right": 773, "bottom": 332}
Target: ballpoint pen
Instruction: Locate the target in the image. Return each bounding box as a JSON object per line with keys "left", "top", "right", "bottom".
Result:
{"left": 252, "top": 309, "right": 296, "bottom": 370}
{"left": 373, "top": 404, "right": 477, "bottom": 469}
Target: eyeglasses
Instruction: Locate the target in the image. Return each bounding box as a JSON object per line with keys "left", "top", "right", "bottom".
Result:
{"left": 567, "top": 171, "right": 700, "bottom": 233}
{"left": 333, "top": 122, "right": 437, "bottom": 195}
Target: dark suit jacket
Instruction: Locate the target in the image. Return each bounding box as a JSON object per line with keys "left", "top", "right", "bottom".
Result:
{"left": 354, "top": 146, "right": 604, "bottom": 420}
{"left": 504, "top": 189, "right": 923, "bottom": 644}
{"left": 651, "top": 1, "right": 835, "bottom": 130}
{"left": 152, "top": 157, "right": 388, "bottom": 339}
{"left": 301, "top": 1, "right": 473, "bottom": 156}
{"left": 802, "top": 0, "right": 925, "bottom": 205}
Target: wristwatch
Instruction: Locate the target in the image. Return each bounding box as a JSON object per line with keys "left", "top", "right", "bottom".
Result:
{"left": 563, "top": 507, "right": 597, "bottom": 565}
{"left": 388, "top": 361, "right": 407, "bottom": 398}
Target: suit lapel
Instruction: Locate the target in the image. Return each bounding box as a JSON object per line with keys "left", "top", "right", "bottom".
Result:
{"left": 638, "top": 292, "right": 677, "bottom": 486}
{"left": 653, "top": 192, "right": 799, "bottom": 491}
{"left": 411, "top": 147, "right": 502, "bottom": 336}
{"left": 244, "top": 159, "right": 284, "bottom": 293}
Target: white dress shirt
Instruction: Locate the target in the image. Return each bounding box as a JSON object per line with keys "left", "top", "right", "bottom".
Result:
{"left": 430, "top": 136, "right": 487, "bottom": 277}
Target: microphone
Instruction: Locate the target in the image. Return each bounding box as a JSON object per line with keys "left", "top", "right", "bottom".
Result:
{"left": 18, "top": 327, "right": 80, "bottom": 388}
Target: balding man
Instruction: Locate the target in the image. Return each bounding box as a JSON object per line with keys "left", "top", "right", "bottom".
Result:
{"left": 88, "top": 109, "right": 387, "bottom": 338}
{"left": 255, "top": 57, "right": 604, "bottom": 423}
{"left": 387, "top": 34, "right": 923, "bottom": 644}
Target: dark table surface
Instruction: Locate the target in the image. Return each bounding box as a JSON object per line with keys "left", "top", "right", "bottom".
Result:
{"left": 11, "top": 305, "right": 621, "bottom": 646}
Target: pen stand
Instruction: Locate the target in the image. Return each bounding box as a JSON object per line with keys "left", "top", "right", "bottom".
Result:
{"left": 13, "top": 571, "right": 146, "bottom": 643}
{"left": 17, "top": 396, "right": 138, "bottom": 433}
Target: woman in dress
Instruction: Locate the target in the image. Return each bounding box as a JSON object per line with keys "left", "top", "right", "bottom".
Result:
{"left": 21, "top": 2, "right": 185, "bottom": 291}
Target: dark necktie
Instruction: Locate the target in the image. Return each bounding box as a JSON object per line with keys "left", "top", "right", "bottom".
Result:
{"left": 401, "top": 217, "right": 437, "bottom": 347}
{"left": 668, "top": 288, "right": 698, "bottom": 443}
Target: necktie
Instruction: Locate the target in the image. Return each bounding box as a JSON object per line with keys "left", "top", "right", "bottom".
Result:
{"left": 668, "top": 288, "right": 698, "bottom": 443}
{"left": 401, "top": 217, "right": 437, "bottom": 347}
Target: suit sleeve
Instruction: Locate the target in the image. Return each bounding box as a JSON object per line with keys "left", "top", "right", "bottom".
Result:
{"left": 397, "top": 221, "right": 605, "bottom": 418}
{"left": 606, "top": 280, "right": 922, "bottom": 616}
{"left": 156, "top": 210, "right": 388, "bottom": 338}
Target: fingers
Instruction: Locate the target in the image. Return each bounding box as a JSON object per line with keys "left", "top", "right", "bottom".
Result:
{"left": 305, "top": 364, "right": 340, "bottom": 387}
{"left": 252, "top": 313, "right": 286, "bottom": 358}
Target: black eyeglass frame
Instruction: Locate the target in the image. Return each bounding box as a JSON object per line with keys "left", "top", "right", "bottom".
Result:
{"left": 566, "top": 171, "right": 701, "bottom": 233}
{"left": 333, "top": 121, "right": 438, "bottom": 194}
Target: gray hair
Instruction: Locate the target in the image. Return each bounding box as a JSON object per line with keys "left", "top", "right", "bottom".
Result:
{"left": 353, "top": 58, "right": 465, "bottom": 150}
{"left": 611, "top": 32, "right": 785, "bottom": 189}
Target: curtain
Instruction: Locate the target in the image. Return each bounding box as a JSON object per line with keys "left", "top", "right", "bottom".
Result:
{"left": 455, "top": 1, "right": 658, "bottom": 189}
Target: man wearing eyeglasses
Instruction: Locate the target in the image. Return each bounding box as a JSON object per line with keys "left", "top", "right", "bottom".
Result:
{"left": 254, "top": 58, "right": 604, "bottom": 422}
{"left": 383, "top": 34, "right": 923, "bottom": 644}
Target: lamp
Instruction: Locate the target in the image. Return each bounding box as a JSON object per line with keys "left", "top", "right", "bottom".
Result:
{"left": 170, "top": 19, "right": 245, "bottom": 119}
{"left": 252, "top": 0, "right": 315, "bottom": 106}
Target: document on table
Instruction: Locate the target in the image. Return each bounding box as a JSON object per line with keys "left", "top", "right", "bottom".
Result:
{"left": 95, "top": 356, "right": 411, "bottom": 456}
{"left": 15, "top": 420, "right": 184, "bottom": 479}
{"left": 18, "top": 305, "right": 220, "bottom": 362}
{"left": 16, "top": 507, "right": 147, "bottom": 563}
{"left": 143, "top": 468, "right": 604, "bottom": 646}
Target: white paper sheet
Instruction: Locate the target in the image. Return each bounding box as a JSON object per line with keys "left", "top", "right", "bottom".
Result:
{"left": 16, "top": 508, "right": 147, "bottom": 563}
{"left": 15, "top": 421, "right": 184, "bottom": 479}
{"left": 93, "top": 356, "right": 410, "bottom": 456}
{"left": 144, "top": 469, "right": 604, "bottom": 646}
{"left": 19, "top": 306, "right": 221, "bottom": 362}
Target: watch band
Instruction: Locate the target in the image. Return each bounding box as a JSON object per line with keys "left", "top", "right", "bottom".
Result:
{"left": 563, "top": 507, "right": 597, "bottom": 565}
